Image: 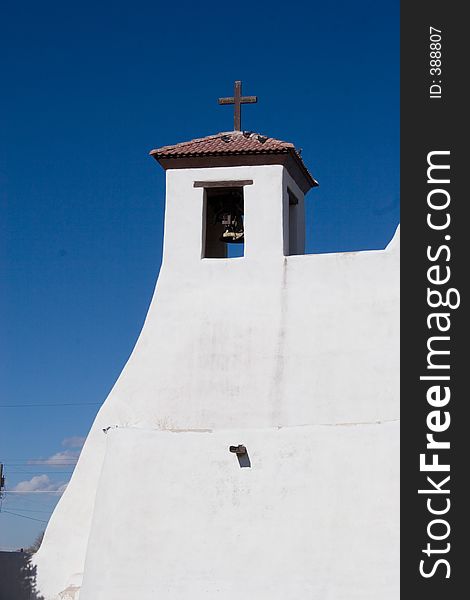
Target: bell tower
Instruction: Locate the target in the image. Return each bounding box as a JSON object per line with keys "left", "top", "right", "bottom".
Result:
{"left": 150, "top": 82, "right": 318, "bottom": 267}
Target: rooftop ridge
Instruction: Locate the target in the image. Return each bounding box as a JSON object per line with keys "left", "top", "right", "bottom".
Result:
{"left": 150, "top": 131, "right": 295, "bottom": 156}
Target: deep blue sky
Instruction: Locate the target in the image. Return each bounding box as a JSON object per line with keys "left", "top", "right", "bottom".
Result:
{"left": 0, "top": 0, "right": 399, "bottom": 549}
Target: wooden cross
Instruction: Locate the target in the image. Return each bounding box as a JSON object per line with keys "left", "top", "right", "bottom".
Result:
{"left": 218, "top": 81, "right": 258, "bottom": 131}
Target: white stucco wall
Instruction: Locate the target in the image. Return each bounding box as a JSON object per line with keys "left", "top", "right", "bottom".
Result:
{"left": 34, "top": 164, "right": 399, "bottom": 599}
{"left": 81, "top": 424, "right": 399, "bottom": 599}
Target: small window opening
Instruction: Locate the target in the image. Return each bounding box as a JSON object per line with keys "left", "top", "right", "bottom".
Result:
{"left": 288, "top": 188, "right": 299, "bottom": 256}
{"left": 203, "top": 187, "right": 245, "bottom": 258}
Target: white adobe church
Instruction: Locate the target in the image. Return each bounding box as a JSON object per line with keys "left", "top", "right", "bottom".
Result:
{"left": 34, "top": 82, "right": 399, "bottom": 600}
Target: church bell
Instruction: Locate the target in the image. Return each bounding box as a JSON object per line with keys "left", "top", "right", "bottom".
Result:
{"left": 220, "top": 211, "right": 244, "bottom": 243}
{"left": 212, "top": 189, "right": 244, "bottom": 244}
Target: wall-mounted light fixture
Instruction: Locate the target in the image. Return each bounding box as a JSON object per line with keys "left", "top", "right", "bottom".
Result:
{"left": 229, "top": 444, "right": 251, "bottom": 468}
{"left": 229, "top": 445, "right": 247, "bottom": 455}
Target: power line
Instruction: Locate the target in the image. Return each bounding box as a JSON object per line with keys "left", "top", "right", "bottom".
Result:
{"left": 2, "top": 466, "right": 76, "bottom": 470}
{"left": 4, "top": 461, "right": 77, "bottom": 464}
{"left": 0, "top": 507, "right": 52, "bottom": 514}
{"left": 2, "top": 491, "right": 65, "bottom": 494}
{"left": 2, "top": 462, "right": 78, "bottom": 466}
{"left": 8, "top": 471, "right": 74, "bottom": 475}
{"left": 0, "top": 457, "right": 79, "bottom": 461}
{"left": 0, "top": 402, "right": 101, "bottom": 408}
{"left": 0, "top": 509, "right": 48, "bottom": 523}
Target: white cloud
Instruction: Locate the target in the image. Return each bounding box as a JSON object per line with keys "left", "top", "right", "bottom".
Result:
{"left": 13, "top": 475, "right": 66, "bottom": 493}
{"left": 62, "top": 436, "right": 85, "bottom": 449}
{"left": 28, "top": 449, "right": 80, "bottom": 467}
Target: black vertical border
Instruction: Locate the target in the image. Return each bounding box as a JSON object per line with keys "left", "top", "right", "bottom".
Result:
{"left": 401, "top": 2, "right": 468, "bottom": 597}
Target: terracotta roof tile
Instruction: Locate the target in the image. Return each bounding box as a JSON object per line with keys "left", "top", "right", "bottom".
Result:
{"left": 150, "top": 131, "right": 318, "bottom": 191}
{"left": 150, "top": 131, "right": 296, "bottom": 158}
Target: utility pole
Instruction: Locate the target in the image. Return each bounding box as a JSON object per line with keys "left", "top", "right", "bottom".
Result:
{"left": 0, "top": 463, "right": 5, "bottom": 500}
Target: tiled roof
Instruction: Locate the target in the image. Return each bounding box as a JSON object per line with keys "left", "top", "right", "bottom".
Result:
{"left": 150, "top": 131, "right": 318, "bottom": 191}
{"left": 149, "top": 131, "right": 296, "bottom": 158}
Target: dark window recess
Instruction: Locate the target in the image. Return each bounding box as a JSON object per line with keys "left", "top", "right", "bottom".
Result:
{"left": 203, "top": 187, "right": 245, "bottom": 258}
{"left": 288, "top": 188, "right": 300, "bottom": 256}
